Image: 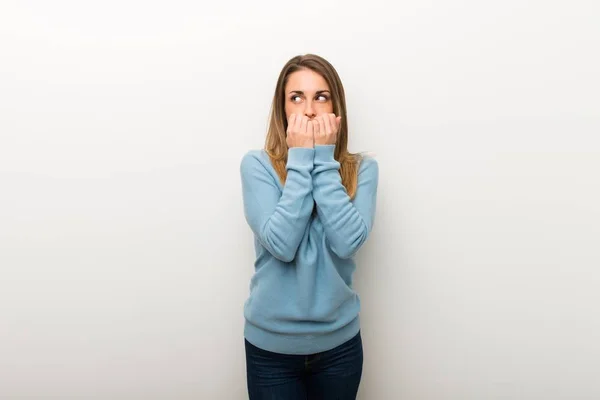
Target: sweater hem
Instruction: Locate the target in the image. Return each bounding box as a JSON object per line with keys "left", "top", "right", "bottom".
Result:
{"left": 243, "top": 316, "right": 360, "bottom": 355}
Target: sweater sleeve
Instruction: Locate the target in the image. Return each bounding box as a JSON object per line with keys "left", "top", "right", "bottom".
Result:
{"left": 312, "top": 145, "right": 379, "bottom": 259}
{"left": 240, "top": 148, "right": 315, "bottom": 263}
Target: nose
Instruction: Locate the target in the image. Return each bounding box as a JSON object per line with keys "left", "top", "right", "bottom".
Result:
{"left": 304, "top": 101, "right": 316, "bottom": 119}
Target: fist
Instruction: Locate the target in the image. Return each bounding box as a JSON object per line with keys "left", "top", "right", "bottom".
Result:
{"left": 314, "top": 113, "right": 341, "bottom": 146}
{"left": 286, "top": 114, "right": 314, "bottom": 149}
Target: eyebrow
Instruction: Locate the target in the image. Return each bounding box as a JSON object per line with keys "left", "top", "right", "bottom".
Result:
{"left": 288, "top": 90, "right": 331, "bottom": 95}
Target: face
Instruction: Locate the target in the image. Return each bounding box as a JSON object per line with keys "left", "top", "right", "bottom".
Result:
{"left": 284, "top": 69, "right": 334, "bottom": 121}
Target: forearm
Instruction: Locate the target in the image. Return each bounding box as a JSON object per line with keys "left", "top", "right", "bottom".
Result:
{"left": 312, "top": 145, "right": 378, "bottom": 259}
{"left": 242, "top": 148, "right": 315, "bottom": 262}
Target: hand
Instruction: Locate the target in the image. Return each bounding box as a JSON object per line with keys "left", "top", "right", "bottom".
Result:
{"left": 286, "top": 114, "right": 314, "bottom": 148}
{"left": 314, "top": 113, "right": 341, "bottom": 146}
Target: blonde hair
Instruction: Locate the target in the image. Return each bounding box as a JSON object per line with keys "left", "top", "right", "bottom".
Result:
{"left": 264, "top": 54, "right": 362, "bottom": 199}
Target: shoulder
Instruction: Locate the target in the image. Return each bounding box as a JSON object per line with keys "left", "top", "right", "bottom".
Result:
{"left": 241, "top": 149, "right": 266, "bottom": 162}
{"left": 357, "top": 152, "right": 378, "bottom": 177}
{"left": 240, "top": 149, "right": 276, "bottom": 181}
{"left": 241, "top": 149, "right": 270, "bottom": 170}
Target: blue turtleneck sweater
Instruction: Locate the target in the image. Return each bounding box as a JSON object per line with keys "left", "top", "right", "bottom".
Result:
{"left": 240, "top": 144, "right": 378, "bottom": 355}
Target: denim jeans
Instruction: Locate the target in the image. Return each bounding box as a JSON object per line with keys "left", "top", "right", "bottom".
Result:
{"left": 245, "top": 331, "right": 363, "bottom": 400}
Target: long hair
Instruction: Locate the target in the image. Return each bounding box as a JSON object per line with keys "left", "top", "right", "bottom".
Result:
{"left": 264, "top": 54, "right": 362, "bottom": 199}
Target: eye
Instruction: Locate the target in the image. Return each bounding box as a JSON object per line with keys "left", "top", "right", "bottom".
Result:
{"left": 316, "top": 94, "right": 329, "bottom": 101}
{"left": 291, "top": 95, "right": 302, "bottom": 103}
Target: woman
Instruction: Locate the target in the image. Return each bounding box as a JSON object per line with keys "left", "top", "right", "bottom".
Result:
{"left": 240, "top": 53, "right": 379, "bottom": 400}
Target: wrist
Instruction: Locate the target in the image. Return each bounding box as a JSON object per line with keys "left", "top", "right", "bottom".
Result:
{"left": 314, "top": 144, "right": 336, "bottom": 159}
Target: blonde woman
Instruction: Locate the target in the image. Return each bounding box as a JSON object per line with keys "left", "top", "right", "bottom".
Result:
{"left": 240, "top": 54, "right": 379, "bottom": 400}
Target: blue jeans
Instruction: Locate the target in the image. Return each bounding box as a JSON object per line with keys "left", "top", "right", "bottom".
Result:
{"left": 245, "top": 331, "right": 363, "bottom": 400}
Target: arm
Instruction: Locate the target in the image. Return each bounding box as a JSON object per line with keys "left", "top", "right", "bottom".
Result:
{"left": 312, "top": 145, "right": 379, "bottom": 259}
{"left": 240, "top": 148, "right": 315, "bottom": 262}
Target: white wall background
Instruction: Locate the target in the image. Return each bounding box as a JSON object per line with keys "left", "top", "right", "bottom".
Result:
{"left": 1, "top": 0, "right": 599, "bottom": 399}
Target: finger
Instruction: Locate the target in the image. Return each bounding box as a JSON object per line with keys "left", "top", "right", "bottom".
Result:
{"left": 307, "top": 120, "right": 314, "bottom": 136}
{"left": 287, "top": 114, "right": 296, "bottom": 133}
{"left": 322, "top": 113, "right": 332, "bottom": 134}
{"left": 336, "top": 115, "right": 342, "bottom": 131}
{"left": 317, "top": 116, "right": 326, "bottom": 138}
{"left": 313, "top": 117, "right": 320, "bottom": 137}
{"left": 329, "top": 114, "right": 337, "bottom": 132}
{"left": 300, "top": 116, "right": 308, "bottom": 133}
{"left": 294, "top": 113, "right": 304, "bottom": 132}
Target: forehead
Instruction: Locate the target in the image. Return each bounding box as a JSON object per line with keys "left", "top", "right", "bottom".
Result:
{"left": 285, "top": 69, "right": 330, "bottom": 92}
